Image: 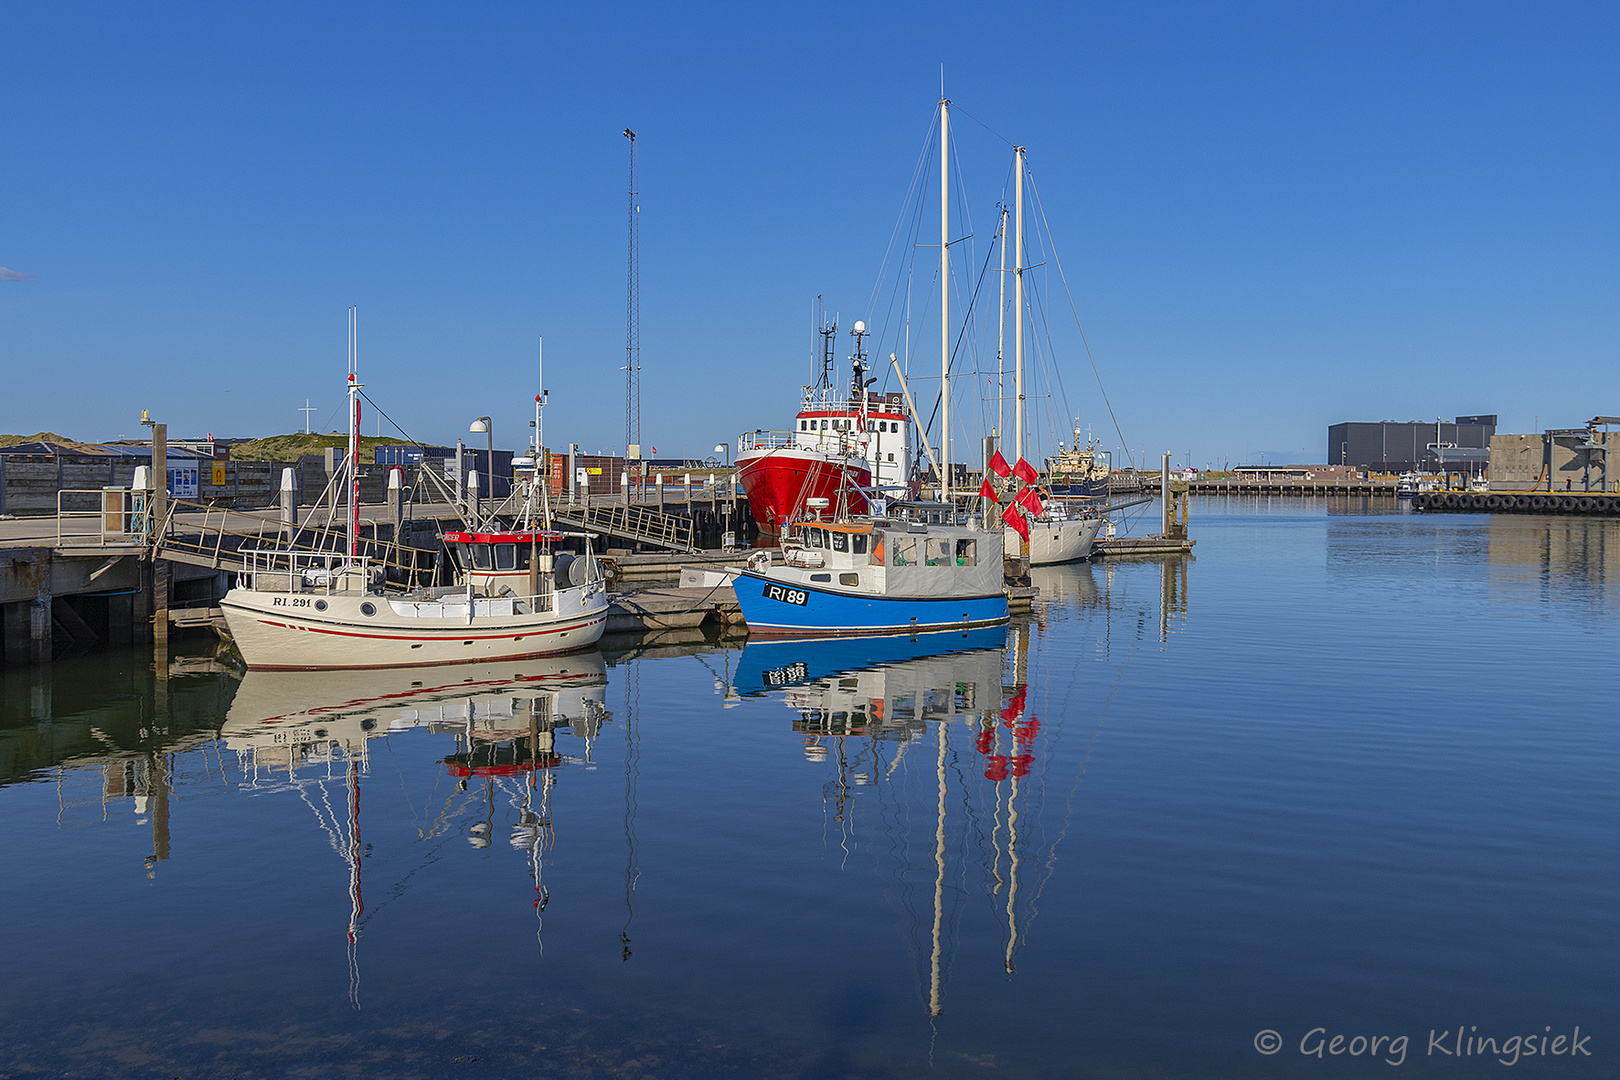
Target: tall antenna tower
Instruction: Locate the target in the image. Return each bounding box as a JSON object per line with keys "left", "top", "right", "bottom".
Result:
{"left": 623, "top": 128, "right": 641, "bottom": 463}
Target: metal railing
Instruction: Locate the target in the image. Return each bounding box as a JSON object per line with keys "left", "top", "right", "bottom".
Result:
{"left": 55, "top": 489, "right": 147, "bottom": 547}
{"left": 549, "top": 501, "right": 695, "bottom": 552}
{"left": 151, "top": 498, "right": 440, "bottom": 587}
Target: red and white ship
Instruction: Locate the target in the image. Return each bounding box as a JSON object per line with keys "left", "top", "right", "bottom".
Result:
{"left": 736, "top": 321, "right": 914, "bottom": 538}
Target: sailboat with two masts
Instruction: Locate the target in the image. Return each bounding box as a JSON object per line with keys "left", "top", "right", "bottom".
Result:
{"left": 988, "top": 146, "right": 1104, "bottom": 566}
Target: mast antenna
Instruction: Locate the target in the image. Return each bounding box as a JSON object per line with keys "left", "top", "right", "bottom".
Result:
{"left": 623, "top": 128, "right": 641, "bottom": 468}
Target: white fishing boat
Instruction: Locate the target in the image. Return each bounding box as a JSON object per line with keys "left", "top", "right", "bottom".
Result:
{"left": 220, "top": 317, "right": 608, "bottom": 671}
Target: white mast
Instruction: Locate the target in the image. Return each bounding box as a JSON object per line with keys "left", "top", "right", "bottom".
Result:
{"left": 997, "top": 204, "right": 1008, "bottom": 443}
{"left": 940, "top": 96, "right": 951, "bottom": 503}
{"left": 1014, "top": 147, "right": 1025, "bottom": 467}
{"left": 346, "top": 306, "right": 362, "bottom": 560}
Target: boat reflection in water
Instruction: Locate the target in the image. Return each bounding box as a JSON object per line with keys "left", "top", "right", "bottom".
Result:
{"left": 220, "top": 653, "right": 611, "bottom": 1003}
{"left": 733, "top": 625, "right": 1056, "bottom": 1017}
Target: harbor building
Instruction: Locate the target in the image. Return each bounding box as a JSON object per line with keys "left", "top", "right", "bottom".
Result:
{"left": 1489, "top": 419, "right": 1619, "bottom": 493}
{"left": 1327, "top": 415, "right": 1497, "bottom": 472}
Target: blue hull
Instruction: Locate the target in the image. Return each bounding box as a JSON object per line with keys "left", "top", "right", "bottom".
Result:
{"left": 1047, "top": 480, "right": 1106, "bottom": 498}
{"left": 733, "top": 626, "right": 1008, "bottom": 696}
{"left": 732, "top": 570, "right": 1009, "bottom": 637}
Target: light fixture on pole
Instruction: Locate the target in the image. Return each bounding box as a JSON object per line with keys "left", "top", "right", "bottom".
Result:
{"left": 470, "top": 416, "right": 493, "bottom": 500}
{"left": 713, "top": 442, "right": 729, "bottom": 468}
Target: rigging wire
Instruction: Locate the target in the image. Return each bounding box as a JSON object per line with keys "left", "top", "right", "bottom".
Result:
{"left": 1026, "top": 169, "right": 1135, "bottom": 469}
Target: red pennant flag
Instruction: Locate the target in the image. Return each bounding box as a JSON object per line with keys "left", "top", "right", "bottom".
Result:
{"left": 978, "top": 478, "right": 997, "bottom": 501}
{"left": 1012, "top": 456, "right": 1038, "bottom": 484}
{"left": 988, "top": 449, "right": 1011, "bottom": 478}
{"left": 1016, "top": 485, "right": 1044, "bottom": 518}
{"left": 1002, "top": 501, "right": 1030, "bottom": 541}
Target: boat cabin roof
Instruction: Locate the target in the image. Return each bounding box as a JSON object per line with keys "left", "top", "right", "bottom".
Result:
{"left": 443, "top": 530, "right": 564, "bottom": 545}
{"left": 885, "top": 502, "right": 961, "bottom": 525}
{"left": 791, "top": 520, "right": 872, "bottom": 535}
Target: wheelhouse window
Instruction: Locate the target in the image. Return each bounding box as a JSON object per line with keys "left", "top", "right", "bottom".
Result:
{"left": 852, "top": 534, "right": 868, "bottom": 555}
{"left": 495, "top": 544, "right": 517, "bottom": 570}
{"left": 807, "top": 529, "right": 824, "bottom": 549}
{"left": 829, "top": 531, "right": 849, "bottom": 553}
{"left": 470, "top": 544, "right": 493, "bottom": 570}
{"left": 890, "top": 537, "right": 917, "bottom": 566}
{"left": 925, "top": 539, "right": 951, "bottom": 566}
{"left": 955, "top": 539, "right": 977, "bottom": 566}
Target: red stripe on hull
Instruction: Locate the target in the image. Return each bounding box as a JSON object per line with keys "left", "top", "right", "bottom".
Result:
{"left": 737, "top": 450, "right": 871, "bottom": 534}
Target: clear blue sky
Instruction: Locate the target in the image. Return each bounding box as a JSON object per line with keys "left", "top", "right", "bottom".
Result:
{"left": 2, "top": 2, "right": 1615, "bottom": 468}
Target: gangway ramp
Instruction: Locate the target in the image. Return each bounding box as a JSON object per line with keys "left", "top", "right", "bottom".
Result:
{"left": 549, "top": 502, "right": 697, "bottom": 553}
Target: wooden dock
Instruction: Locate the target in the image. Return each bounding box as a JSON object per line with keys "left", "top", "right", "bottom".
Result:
{"left": 1188, "top": 479, "right": 1398, "bottom": 496}
{"left": 1094, "top": 535, "right": 1195, "bottom": 557}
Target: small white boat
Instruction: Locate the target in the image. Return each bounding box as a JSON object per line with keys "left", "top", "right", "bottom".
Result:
{"left": 1012, "top": 502, "right": 1104, "bottom": 566}
{"left": 221, "top": 330, "right": 608, "bottom": 671}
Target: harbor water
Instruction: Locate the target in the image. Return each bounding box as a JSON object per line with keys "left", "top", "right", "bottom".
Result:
{"left": 1, "top": 498, "right": 1614, "bottom": 1078}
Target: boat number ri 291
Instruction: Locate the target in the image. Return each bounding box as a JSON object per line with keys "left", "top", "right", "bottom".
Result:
{"left": 763, "top": 584, "right": 808, "bottom": 606}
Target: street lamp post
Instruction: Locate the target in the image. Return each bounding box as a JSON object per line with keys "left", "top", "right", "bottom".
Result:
{"left": 470, "top": 416, "right": 492, "bottom": 521}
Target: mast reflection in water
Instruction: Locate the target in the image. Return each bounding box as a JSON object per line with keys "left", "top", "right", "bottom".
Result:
{"left": 220, "top": 653, "right": 611, "bottom": 1001}
{"left": 732, "top": 623, "right": 1056, "bottom": 1017}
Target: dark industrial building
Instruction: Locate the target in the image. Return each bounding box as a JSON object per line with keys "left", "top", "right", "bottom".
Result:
{"left": 1327, "top": 416, "right": 1497, "bottom": 473}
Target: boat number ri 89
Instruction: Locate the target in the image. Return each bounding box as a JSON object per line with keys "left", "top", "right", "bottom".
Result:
{"left": 271, "top": 596, "right": 315, "bottom": 608}
{"left": 763, "top": 584, "right": 808, "bottom": 606}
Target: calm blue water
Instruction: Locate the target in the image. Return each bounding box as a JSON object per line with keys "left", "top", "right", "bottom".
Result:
{"left": 1, "top": 498, "right": 1615, "bottom": 1078}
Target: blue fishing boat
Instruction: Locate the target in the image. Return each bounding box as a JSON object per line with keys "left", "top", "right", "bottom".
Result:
{"left": 730, "top": 95, "right": 1010, "bottom": 639}
{"left": 728, "top": 505, "right": 1009, "bottom": 637}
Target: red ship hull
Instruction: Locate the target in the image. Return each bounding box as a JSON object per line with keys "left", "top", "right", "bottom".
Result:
{"left": 737, "top": 447, "right": 871, "bottom": 536}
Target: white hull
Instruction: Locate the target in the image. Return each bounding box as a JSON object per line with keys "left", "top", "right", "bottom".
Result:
{"left": 1008, "top": 514, "right": 1102, "bottom": 566}
{"left": 221, "top": 582, "right": 608, "bottom": 671}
